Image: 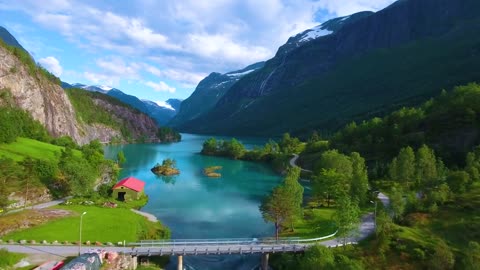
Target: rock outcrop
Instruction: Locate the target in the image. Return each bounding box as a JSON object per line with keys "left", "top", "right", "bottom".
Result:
{"left": 0, "top": 45, "right": 86, "bottom": 142}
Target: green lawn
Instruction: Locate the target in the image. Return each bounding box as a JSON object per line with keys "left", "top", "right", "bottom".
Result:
{"left": 281, "top": 208, "right": 337, "bottom": 239}
{"left": 0, "top": 249, "right": 25, "bottom": 269}
{"left": 0, "top": 137, "right": 80, "bottom": 161}
{"left": 3, "top": 205, "right": 169, "bottom": 243}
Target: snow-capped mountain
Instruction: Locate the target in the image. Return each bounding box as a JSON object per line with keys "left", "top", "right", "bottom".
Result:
{"left": 168, "top": 61, "right": 264, "bottom": 127}
{"left": 279, "top": 11, "right": 373, "bottom": 55}
{"left": 64, "top": 83, "right": 181, "bottom": 125}
{"left": 69, "top": 83, "right": 112, "bottom": 94}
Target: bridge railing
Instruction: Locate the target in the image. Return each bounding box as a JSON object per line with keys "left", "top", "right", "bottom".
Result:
{"left": 128, "top": 231, "right": 338, "bottom": 247}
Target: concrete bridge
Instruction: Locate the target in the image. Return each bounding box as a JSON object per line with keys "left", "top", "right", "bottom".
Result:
{"left": 125, "top": 232, "right": 340, "bottom": 270}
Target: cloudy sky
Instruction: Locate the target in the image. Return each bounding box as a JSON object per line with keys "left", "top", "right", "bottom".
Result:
{"left": 0, "top": 0, "right": 395, "bottom": 102}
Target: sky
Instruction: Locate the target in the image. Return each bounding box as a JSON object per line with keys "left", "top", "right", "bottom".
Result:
{"left": 0, "top": 0, "right": 396, "bottom": 103}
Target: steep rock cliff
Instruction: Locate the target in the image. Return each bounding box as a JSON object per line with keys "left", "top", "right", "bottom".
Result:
{"left": 0, "top": 45, "right": 86, "bottom": 142}
{"left": 0, "top": 43, "right": 166, "bottom": 144}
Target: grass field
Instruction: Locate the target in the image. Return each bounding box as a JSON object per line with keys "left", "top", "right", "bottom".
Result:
{"left": 0, "top": 137, "right": 80, "bottom": 161}
{"left": 281, "top": 208, "right": 337, "bottom": 239}
{"left": 2, "top": 205, "right": 169, "bottom": 243}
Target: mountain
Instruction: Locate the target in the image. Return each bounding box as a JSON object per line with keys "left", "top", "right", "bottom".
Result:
{"left": 65, "top": 88, "right": 169, "bottom": 143}
{"left": 166, "top": 98, "right": 182, "bottom": 111}
{"left": 0, "top": 28, "right": 177, "bottom": 144}
{"left": 64, "top": 83, "right": 181, "bottom": 125}
{"left": 176, "top": 0, "right": 480, "bottom": 136}
{"left": 168, "top": 61, "right": 264, "bottom": 127}
{"left": 0, "top": 26, "right": 26, "bottom": 51}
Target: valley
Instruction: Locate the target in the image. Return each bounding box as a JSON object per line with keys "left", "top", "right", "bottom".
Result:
{"left": 1, "top": 0, "right": 480, "bottom": 269}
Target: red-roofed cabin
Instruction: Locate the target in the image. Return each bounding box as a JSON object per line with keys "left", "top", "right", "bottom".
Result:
{"left": 112, "top": 176, "right": 145, "bottom": 201}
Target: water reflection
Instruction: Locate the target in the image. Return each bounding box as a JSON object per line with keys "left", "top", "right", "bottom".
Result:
{"left": 104, "top": 134, "right": 282, "bottom": 269}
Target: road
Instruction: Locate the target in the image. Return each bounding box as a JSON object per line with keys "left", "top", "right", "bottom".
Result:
{"left": 0, "top": 155, "right": 387, "bottom": 257}
{"left": 0, "top": 197, "right": 379, "bottom": 257}
{"left": 289, "top": 154, "right": 312, "bottom": 173}
{"left": 5, "top": 197, "right": 71, "bottom": 215}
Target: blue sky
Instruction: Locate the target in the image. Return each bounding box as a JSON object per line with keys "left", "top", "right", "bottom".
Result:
{"left": 0, "top": 0, "right": 395, "bottom": 103}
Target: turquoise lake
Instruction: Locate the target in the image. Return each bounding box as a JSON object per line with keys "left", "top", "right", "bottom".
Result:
{"left": 104, "top": 134, "right": 284, "bottom": 269}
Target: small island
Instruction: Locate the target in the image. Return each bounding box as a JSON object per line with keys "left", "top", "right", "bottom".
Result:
{"left": 151, "top": 158, "right": 180, "bottom": 176}
{"left": 203, "top": 166, "right": 222, "bottom": 178}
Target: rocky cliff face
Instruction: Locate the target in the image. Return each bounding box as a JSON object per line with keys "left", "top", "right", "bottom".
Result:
{"left": 0, "top": 45, "right": 86, "bottom": 142}
{"left": 92, "top": 98, "right": 160, "bottom": 142}
{"left": 0, "top": 44, "right": 162, "bottom": 144}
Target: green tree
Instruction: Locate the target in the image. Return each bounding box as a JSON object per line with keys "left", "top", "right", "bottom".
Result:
{"left": 464, "top": 241, "right": 480, "bottom": 270}
{"left": 396, "top": 146, "right": 415, "bottom": 188}
{"left": 389, "top": 186, "right": 406, "bottom": 221}
{"left": 0, "top": 158, "right": 23, "bottom": 212}
{"left": 224, "top": 138, "right": 245, "bottom": 159}
{"left": 279, "top": 133, "right": 301, "bottom": 154}
{"left": 283, "top": 166, "right": 304, "bottom": 231}
{"left": 350, "top": 152, "right": 369, "bottom": 205}
{"left": 313, "top": 169, "right": 347, "bottom": 207}
{"left": 430, "top": 242, "right": 455, "bottom": 270}
{"left": 201, "top": 137, "right": 218, "bottom": 155}
{"left": 447, "top": 170, "right": 470, "bottom": 193}
{"left": 415, "top": 145, "right": 438, "bottom": 188}
{"left": 300, "top": 245, "right": 335, "bottom": 270}
{"left": 334, "top": 196, "right": 361, "bottom": 247}
{"left": 334, "top": 255, "right": 364, "bottom": 270}
{"left": 259, "top": 185, "right": 291, "bottom": 240}
{"left": 375, "top": 211, "right": 394, "bottom": 253}
{"left": 117, "top": 150, "right": 126, "bottom": 165}
{"left": 315, "top": 150, "right": 353, "bottom": 177}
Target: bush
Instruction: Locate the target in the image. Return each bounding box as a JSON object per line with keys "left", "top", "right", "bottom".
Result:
{"left": 412, "top": 248, "right": 426, "bottom": 260}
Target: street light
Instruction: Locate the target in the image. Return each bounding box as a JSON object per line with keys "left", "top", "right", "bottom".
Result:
{"left": 370, "top": 201, "right": 377, "bottom": 230}
{"left": 79, "top": 211, "right": 87, "bottom": 255}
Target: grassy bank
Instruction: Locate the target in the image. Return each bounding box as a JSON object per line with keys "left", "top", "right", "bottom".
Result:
{"left": 2, "top": 205, "right": 169, "bottom": 243}
{"left": 0, "top": 137, "right": 80, "bottom": 161}
{"left": 280, "top": 208, "right": 337, "bottom": 239}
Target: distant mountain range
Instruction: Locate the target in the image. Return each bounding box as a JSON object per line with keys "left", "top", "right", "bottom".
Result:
{"left": 168, "top": 61, "right": 264, "bottom": 127}
{"left": 62, "top": 82, "right": 182, "bottom": 125}
{"left": 171, "top": 0, "right": 480, "bottom": 136}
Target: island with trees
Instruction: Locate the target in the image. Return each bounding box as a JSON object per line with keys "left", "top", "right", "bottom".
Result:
{"left": 151, "top": 158, "right": 180, "bottom": 176}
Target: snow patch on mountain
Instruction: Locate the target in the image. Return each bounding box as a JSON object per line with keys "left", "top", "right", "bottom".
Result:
{"left": 226, "top": 69, "right": 256, "bottom": 78}
{"left": 299, "top": 25, "right": 333, "bottom": 42}
{"left": 98, "top": 85, "right": 113, "bottom": 91}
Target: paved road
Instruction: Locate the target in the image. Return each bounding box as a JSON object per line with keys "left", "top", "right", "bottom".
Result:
{"left": 289, "top": 154, "right": 312, "bottom": 173}
{"left": 378, "top": 192, "right": 390, "bottom": 208}
{"left": 6, "top": 197, "right": 71, "bottom": 215}
{"left": 131, "top": 209, "right": 158, "bottom": 222}
{"left": 0, "top": 201, "right": 378, "bottom": 257}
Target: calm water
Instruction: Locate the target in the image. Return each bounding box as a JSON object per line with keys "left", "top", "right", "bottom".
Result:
{"left": 104, "top": 134, "right": 283, "bottom": 269}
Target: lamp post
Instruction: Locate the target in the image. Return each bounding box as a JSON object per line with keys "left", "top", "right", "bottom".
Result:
{"left": 370, "top": 200, "right": 377, "bottom": 230}
{"left": 79, "top": 211, "right": 87, "bottom": 255}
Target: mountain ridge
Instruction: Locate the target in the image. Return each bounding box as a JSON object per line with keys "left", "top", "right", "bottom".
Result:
{"left": 174, "top": 0, "right": 480, "bottom": 136}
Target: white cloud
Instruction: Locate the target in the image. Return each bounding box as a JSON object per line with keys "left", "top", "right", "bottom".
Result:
{"left": 1, "top": 0, "right": 396, "bottom": 97}
{"left": 144, "top": 64, "right": 206, "bottom": 86}
{"left": 146, "top": 81, "right": 176, "bottom": 93}
{"left": 186, "top": 33, "right": 271, "bottom": 66}
{"left": 84, "top": 71, "right": 118, "bottom": 86}
{"left": 154, "top": 100, "right": 175, "bottom": 111}
{"left": 38, "top": 56, "right": 63, "bottom": 76}
{"left": 316, "top": 0, "right": 395, "bottom": 16}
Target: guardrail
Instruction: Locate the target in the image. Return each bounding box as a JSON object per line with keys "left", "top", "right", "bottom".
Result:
{"left": 128, "top": 230, "right": 338, "bottom": 248}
